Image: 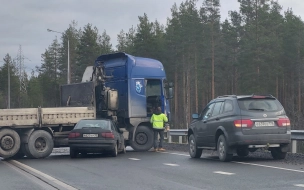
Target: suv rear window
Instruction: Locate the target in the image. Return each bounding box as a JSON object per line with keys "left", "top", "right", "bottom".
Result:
{"left": 237, "top": 98, "right": 283, "bottom": 112}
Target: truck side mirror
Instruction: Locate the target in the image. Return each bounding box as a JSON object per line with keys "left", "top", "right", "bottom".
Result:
{"left": 168, "top": 87, "right": 174, "bottom": 99}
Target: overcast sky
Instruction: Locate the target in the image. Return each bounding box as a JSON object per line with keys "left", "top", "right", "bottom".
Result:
{"left": 0, "top": 0, "right": 303, "bottom": 72}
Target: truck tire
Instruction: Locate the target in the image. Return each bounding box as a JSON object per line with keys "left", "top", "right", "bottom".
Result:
{"left": 0, "top": 129, "right": 21, "bottom": 159}
{"left": 11, "top": 147, "right": 25, "bottom": 159}
{"left": 22, "top": 143, "right": 34, "bottom": 159}
{"left": 130, "top": 125, "right": 154, "bottom": 151}
{"left": 217, "top": 135, "right": 233, "bottom": 162}
{"left": 27, "top": 130, "right": 54, "bottom": 159}
{"left": 189, "top": 134, "right": 202, "bottom": 158}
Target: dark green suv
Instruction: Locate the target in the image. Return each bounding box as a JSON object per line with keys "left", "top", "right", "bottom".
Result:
{"left": 188, "top": 95, "right": 291, "bottom": 162}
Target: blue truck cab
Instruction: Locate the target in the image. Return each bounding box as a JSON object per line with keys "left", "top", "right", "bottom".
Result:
{"left": 63, "top": 52, "right": 173, "bottom": 151}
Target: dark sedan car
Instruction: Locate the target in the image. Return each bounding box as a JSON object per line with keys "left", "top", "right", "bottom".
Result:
{"left": 68, "top": 119, "right": 126, "bottom": 158}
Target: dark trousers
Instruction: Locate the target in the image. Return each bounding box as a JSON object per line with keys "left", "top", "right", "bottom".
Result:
{"left": 154, "top": 129, "right": 164, "bottom": 149}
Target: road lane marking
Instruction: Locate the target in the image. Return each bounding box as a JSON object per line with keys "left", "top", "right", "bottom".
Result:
{"left": 160, "top": 152, "right": 189, "bottom": 156}
{"left": 232, "top": 161, "right": 304, "bottom": 173}
{"left": 129, "top": 158, "right": 141, "bottom": 160}
{"left": 213, "top": 171, "right": 235, "bottom": 175}
{"left": 294, "top": 184, "right": 304, "bottom": 188}
{"left": 163, "top": 163, "right": 179, "bottom": 166}
{"left": 3, "top": 160, "right": 57, "bottom": 190}
{"left": 162, "top": 151, "right": 304, "bottom": 174}
{"left": 7, "top": 160, "right": 77, "bottom": 190}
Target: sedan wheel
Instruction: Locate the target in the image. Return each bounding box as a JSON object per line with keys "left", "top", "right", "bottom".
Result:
{"left": 111, "top": 143, "right": 118, "bottom": 157}
{"left": 189, "top": 134, "right": 202, "bottom": 158}
{"left": 70, "top": 148, "right": 78, "bottom": 158}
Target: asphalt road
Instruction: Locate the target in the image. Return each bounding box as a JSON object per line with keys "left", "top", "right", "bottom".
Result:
{"left": 1, "top": 148, "right": 304, "bottom": 190}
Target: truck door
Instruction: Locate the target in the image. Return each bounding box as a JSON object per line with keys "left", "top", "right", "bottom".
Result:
{"left": 145, "top": 79, "right": 162, "bottom": 116}
{"left": 130, "top": 79, "right": 147, "bottom": 117}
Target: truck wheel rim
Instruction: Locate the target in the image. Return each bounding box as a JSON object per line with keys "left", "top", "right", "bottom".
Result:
{"left": 35, "top": 137, "right": 47, "bottom": 152}
{"left": 135, "top": 132, "right": 148, "bottom": 145}
{"left": 1, "top": 136, "right": 14, "bottom": 150}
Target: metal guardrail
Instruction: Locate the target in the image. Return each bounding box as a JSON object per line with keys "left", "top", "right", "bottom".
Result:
{"left": 166, "top": 129, "right": 304, "bottom": 153}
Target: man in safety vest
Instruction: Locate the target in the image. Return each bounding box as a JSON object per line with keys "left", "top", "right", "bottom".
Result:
{"left": 150, "top": 107, "right": 168, "bottom": 152}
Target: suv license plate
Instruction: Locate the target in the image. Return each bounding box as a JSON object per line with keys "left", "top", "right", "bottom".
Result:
{"left": 255, "top": 121, "right": 275, "bottom": 127}
{"left": 83, "top": 134, "right": 98, "bottom": 137}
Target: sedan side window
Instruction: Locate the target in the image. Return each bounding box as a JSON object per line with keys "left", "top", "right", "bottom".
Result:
{"left": 200, "top": 103, "right": 215, "bottom": 120}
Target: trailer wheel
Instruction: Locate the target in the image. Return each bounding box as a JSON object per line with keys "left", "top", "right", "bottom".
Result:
{"left": 27, "top": 130, "right": 54, "bottom": 159}
{"left": 22, "top": 143, "right": 34, "bottom": 159}
{"left": 130, "top": 126, "right": 154, "bottom": 151}
{"left": 11, "top": 147, "right": 25, "bottom": 159}
{"left": 0, "top": 129, "right": 21, "bottom": 159}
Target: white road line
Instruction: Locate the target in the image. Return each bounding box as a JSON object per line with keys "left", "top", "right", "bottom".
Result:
{"left": 232, "top": 161, "right": 304, "bottom": 173}
{"left": 294, "top": 184, "right": 304, "bottom": 188}
{"left": 163, "top": 151, "right": 304, "bottom": 174}
{"left": 213, "top": 171, "right": 235, "bottom": 175}
{"left": 160, "top": 152, "right": 189, "bottom": 157}
{"left": 163, "top": 163, "right": 179, "bottom": 166}
{"left": 129, "top": 158, "right": 141, "bottom": 160}
{"left": 8, "top": 160, "right": 77, "bottom": 190}
{"left": 3, "top": 161, "right": 57, "bottom": 190}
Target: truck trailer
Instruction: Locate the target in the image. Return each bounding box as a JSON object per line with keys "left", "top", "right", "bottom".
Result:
{"left": 0, "top": 52, "right": 173, "bottom": 159}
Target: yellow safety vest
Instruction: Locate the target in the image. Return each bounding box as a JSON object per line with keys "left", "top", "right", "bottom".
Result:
{"left": 150, "top": 113, "right": 168, "bottom": 129}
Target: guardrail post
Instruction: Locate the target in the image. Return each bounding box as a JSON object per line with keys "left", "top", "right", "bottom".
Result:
{"left": 291, "top": 140, "right": 297, "bottom": 153}
{"left": 168, "top": 131, "right": 172, "bottom": 143}
{"left": 179, "top": 136, "right": 182, "bottom": 144}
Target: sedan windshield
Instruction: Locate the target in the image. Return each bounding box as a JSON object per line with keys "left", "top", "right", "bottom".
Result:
{"left": 75, "top": 120, "right": 110, "bottom": 129}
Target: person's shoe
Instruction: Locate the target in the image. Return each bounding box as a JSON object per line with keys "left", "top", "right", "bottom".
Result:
{"left": 153, "top": 148, "right": 159, "bottom": 152}
{"left": 158, "top": 148, "right": 166, "bottom": 151}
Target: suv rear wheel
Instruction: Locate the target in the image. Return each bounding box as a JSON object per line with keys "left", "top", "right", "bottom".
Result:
{"left": 217, "top": 135, "right": 233, "bottom": 162}
{"left": 271, "top": 148, "right": 287, "bottom": 160}
{"left": 236, "top": 148, "right": 249, "bottom": 157}
{"left": 189, "top": 134, "right": 202, "bottom": 158}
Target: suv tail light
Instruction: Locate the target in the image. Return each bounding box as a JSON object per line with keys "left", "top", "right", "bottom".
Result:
{"left": 234, "top": 119, "right": 253, "bottom": 128}
{"left": 277, "top": 118, "right": 290, "bottom": 127}
{"left": 68, "top": 132, "right": 80, "bottom": 138}
{"left": 101, "top": 132, "right": 114, "bottom": 139}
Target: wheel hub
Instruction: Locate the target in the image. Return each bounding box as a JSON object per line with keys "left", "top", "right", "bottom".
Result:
{"left": 1, "top": 136, "right": 14, "bottom": 150}
{"left": 190, "top": 139, "right": 195, "bottom": 153}
{"left": 35, "top": 137, "right": 47, "bottom": 152}
{"left": 219, "top": 141, "right": 225, "bottom": 157}
{"left": 135, "top": 132, "right": 148, "bottom": 145}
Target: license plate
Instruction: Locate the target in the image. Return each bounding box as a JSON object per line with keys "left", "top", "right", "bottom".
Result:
{"left": 255, "top": 121, "right": 275, "bottom": 127}
{"left": 83, "top": 134, "right": 98, "bottom": 137}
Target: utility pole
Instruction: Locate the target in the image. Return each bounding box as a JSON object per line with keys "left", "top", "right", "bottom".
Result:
{"left": 8, "top": 61, "right": 10, "bottom": 109}
{"left": 47, "top": 28, "right": 70, "bottom": 84}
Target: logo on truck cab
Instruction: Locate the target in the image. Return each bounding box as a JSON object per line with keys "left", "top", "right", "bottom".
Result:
{"left": 135, "top": 81, "right": 143, "bottom": 94}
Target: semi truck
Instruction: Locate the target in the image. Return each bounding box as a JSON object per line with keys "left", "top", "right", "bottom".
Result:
{"left": 0, "top": 52, "right": 173, "bottom": 159}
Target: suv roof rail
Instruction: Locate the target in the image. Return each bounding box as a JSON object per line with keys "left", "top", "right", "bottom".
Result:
{"left": 251, "top": 94, "right": 275, "bottom": 98}
{"left": 217, "top": 95, "right": 237, "bottom": 98}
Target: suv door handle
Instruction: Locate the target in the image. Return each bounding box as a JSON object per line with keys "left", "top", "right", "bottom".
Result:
{"left": 215, "top": 117, "right": 220, "bottom": 121}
